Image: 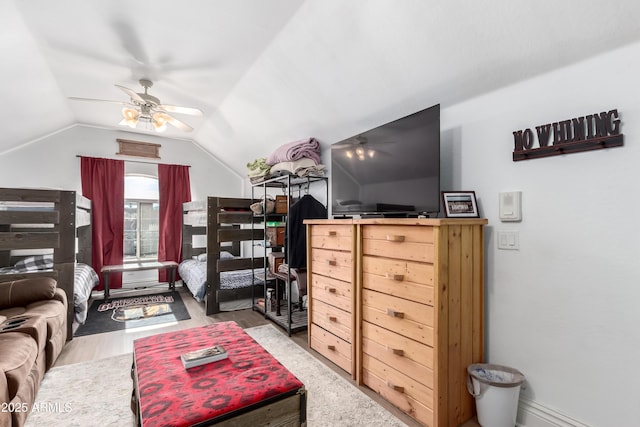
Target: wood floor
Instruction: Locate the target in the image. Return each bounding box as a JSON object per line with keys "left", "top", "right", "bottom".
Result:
{"left": 57, "top": 284, "right": 478, "bottom": 427}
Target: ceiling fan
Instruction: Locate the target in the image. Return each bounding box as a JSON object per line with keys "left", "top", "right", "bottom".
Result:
{"left": 69, "top": 79, "right": 203, "bottom": 132}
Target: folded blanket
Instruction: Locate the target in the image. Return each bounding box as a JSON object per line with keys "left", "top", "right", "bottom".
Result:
{"left": 266, "top": 138, "right": 321, "bottom": 166}
{"left": 269, "top": 158, "right": 318, "bottom": 175}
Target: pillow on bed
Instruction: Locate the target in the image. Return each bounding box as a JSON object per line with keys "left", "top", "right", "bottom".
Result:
{"left": 14, "top": 254, "right": 54, "bottom": 271}
{"left": 196, "top": 251, "right": 235, "bottom": 262}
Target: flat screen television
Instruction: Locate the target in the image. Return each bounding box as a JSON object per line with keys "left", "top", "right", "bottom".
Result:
{"left": 331, "top": 104, "right": 440, "bottom": 217}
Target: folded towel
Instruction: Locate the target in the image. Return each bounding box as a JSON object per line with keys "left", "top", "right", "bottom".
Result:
{"left": 296, "top": 164, "right": 326, "bottom": 177}
{"left": 266, "top": 138, "right": 321, "bottom": 166}
{"left": 246, "top": 158, "right": 271, "bottom": 178}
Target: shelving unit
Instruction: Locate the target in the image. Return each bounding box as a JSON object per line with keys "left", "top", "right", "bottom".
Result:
{"left": 251, "top": 174, "right": 328, "bottom": 336}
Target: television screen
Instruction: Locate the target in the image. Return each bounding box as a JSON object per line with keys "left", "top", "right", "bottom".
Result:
{"left": 331, "top": 104, "right": 440, "bottom": 217}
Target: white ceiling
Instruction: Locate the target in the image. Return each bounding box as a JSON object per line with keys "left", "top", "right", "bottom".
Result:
{"left": 2, "top": 0, "right": 640, "bottom": 174}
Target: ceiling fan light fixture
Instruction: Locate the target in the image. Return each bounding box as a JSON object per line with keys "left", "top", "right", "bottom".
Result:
{"left": 368, "top": 149, "right": 375, "bottom": 158}
{"left": 122, "top": 107, "right": 139, "bottom": 128}
{"left": 345, "top": 150, "right": 353, "bottom": 159}
{"left": 152, "top": 112, "right": 168, "bottom": 132}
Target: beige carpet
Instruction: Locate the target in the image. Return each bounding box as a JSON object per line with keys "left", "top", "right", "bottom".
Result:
{"left": 26, "top": 324, "right": 408, "bottom": 426}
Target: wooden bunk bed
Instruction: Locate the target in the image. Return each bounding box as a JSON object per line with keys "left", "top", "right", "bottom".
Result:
{"left": 180, "top": 197, "right": 264, "bottom": 315}
{"left": 0, "top": 187, "right": 93, "bottom": 340}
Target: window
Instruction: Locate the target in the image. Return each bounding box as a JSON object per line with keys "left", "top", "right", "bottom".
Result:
{"left": 124, "top": 175, "right": 159, "bottom": 261}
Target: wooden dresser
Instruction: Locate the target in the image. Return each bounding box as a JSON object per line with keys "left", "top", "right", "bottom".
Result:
{"left": 306, "top": 221, "right": 357, "bottom": 376}
{"left": 305, "top": 218, "right": 487, "bottom": 427}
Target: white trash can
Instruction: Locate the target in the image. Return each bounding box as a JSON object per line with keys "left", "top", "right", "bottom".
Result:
{"left": 467, "top": 363, "right": 525, "bottom": 427}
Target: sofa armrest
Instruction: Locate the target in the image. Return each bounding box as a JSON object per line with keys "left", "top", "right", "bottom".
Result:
{"left": 0, "top": 277, "right": 57, "bottom": 309}
{"left": 52, "top": 287, "right": 67, "bottom": 308}
{"left": 0, "top": 371, "right": 9, "bottom": 427}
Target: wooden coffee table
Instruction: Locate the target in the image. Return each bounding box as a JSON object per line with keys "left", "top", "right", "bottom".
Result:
{"left": 131, "top": 321, "right": 306, "bottom": 426}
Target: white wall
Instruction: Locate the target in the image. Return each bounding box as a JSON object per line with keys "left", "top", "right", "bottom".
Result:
{"left": 442, "top": 41, "right": 640, "bottom": 426}
{"left": 0, "top": 125, "right": 243, "bottom": 199}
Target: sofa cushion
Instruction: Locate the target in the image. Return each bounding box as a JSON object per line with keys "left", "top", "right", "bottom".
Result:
{"left": 0, "top": 332, "right": 37, "bottom": 400}
{"left": 0, "top": 277, "right": 57, "bottom": 309}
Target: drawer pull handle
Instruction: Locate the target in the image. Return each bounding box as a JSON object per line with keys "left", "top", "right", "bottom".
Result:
{"left": 386, "top": 235, "right": 405, "bottom": 242}
{"left": 328, "top": 230, "right": 337, "bottom": 236}
{"left": 327, "top": 259, "right": 337, "bottom": 266}
{"left": 327, "top": 345, "right": 336, "bottom": 351}
{"left": 328, "top": 316, "right": 337, "bottom": 322}
{"left": 387, "top": 347, "right": 404, "bottom": 357}
{"left": 386, "top": 308, "right": 405, "bottom": 319}
{"left": 385, "top": 273, "right": 404, "bottom": 281}
{"left": 326, "top": 287, "right": 337, "bottom": 293}
{"left": 386, "top": 381, "right": 404, "bottom": 393}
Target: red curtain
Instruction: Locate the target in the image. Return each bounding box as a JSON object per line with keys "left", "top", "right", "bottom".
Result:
{"left": 80, "top": 157, "right": 124, "bottom": 290}
{"left": 158, "top": 164, "right": 191, "bottom": 282}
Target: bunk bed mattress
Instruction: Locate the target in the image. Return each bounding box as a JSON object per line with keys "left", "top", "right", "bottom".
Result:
{"left": 73, "top": 263, "right": 100, "bottom": 324}
{"left": 179, "top": 259, "right": 259, "bottom": 302}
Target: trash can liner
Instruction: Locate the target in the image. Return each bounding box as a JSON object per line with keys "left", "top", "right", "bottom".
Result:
{"left": 467, "top": 363, "right": 525, "bottom": 427}
{"left": 467, "top": 364, "right": 525, "bottom": 396}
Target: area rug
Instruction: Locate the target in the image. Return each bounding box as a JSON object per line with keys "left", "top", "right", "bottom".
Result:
{"left": 27, "top": 324, "right": 407, "bottom": 426}
{"left": 74, "top": 291, "right": 190, "bottom": 336}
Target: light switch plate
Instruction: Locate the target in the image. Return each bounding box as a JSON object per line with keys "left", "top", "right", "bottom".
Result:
{"left": 499, "top": 191, "right": 522, "bottom": 222}
{"left": 497, "top": 231, "right": 520, "bottom": 250}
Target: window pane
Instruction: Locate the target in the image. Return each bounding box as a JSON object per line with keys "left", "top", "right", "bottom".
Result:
{"left": 124, "top": 201, "right": 138, "bottom": 258}
{"left": 124, "top": 175, "right": 159, "bottom": 261}
{"left": 125, "top": 176, "right": 159, "bottom": 200}
{"left": 139, "top": 202, "right": 159, "bottom": 258}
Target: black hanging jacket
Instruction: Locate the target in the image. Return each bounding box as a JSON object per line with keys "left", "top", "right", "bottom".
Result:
{"left": 286, "top": 194, "right": 327, "bottom": 268}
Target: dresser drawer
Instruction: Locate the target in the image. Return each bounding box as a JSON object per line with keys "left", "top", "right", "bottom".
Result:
{"left": 309, "top": 224, "right": 353, "bottom": 251}
{"left": 362, "top": 321, "right": 433, "bottom": 388}
{"left": 362, "top": 289, "right": 434, "bottom": 346}
{"left": 362, "top": 255, "right": 434, "bottom": 306}
{"left": 310, "top": 323, "right": 352, "bottom": 374}
{"left": 362, "top": 225, "right": 433, "bottom": 243}
{"left": 310, "top": 274, "right": 352, "bottom": 313}
{"left": 310, "top": 248, "right": 353, "bottom": 283}
{"left": 361, "top": 225, "right": 434, "bottom": 263}
{"left": 362, "top": 354, "right": 434, "bottom": 427}
{"left": 311, "top": 298, "right": 352, "bottom": 343}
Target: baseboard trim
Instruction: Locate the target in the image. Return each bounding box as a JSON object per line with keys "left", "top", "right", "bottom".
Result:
{"left": 517, "top": 397, "right": 590, "bottom": 427}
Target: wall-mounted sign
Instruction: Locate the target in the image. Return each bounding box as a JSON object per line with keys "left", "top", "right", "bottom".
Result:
{"left": 512, "top": 109, "right": 623, "bottom": 161}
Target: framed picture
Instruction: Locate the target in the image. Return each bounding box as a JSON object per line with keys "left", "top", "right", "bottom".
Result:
{"left": 441, "top": 191, "right": 479, "bottom": 218}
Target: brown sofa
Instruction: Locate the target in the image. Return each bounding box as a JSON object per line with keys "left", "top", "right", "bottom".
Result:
{"left": 0, "top": 277, "right": 67, "bottom": 427}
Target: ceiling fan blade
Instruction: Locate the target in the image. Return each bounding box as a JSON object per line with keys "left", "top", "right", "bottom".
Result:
{"left": 162, "top": 113, "right": 194, "bottom": 132}
{"left": 158, "top": 104, "right": 203, "bottom": 116}
{"left": 68, "top": 97, "right": 128, "bottom": 106}
{"left": 115, "top": 84, "right": 145, "bottom": 104}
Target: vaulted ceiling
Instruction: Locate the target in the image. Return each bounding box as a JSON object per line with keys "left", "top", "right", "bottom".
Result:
{"left": 2, "top": 0, "right": 640, "bottom": 175}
